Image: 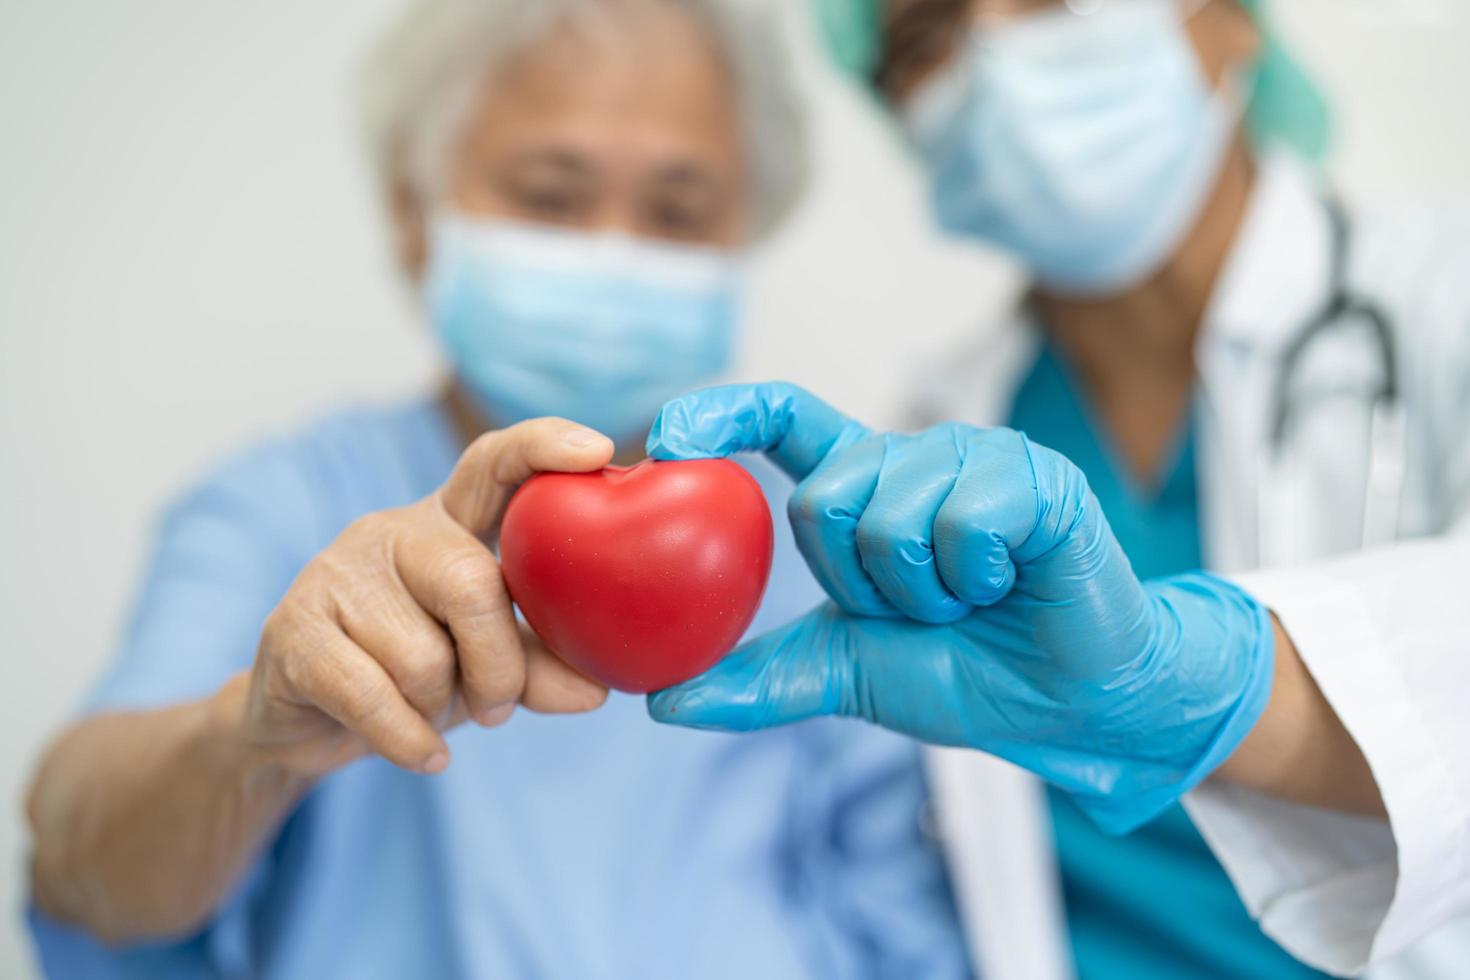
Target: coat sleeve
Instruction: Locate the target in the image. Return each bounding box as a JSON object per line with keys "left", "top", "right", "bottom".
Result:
{"left": 1184, "top": 214, "right": 1470, "bottom": 977}
{"left": 1185, "top": 537, "right": 1470, "bottom": 976}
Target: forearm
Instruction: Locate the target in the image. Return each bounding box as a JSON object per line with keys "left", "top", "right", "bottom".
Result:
{"left": 26, "top": 671, "right": 309, "bottom": 943}
{"left": 1213, "top": 616, "right": 1386, "bottom": 819}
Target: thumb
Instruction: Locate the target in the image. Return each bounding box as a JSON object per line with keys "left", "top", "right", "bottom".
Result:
{"left": 439, "top": 417, "right": 614, "bottom": 536}
{"left": 646, "top": 382, "right": 870, "bottom": 482}
{"left": 647, "top": 604, "right": 856, "bottom": 732}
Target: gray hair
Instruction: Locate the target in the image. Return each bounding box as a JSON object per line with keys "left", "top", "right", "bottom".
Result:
{"left": 357, "top": 0, "right": 809, "bottom": 239}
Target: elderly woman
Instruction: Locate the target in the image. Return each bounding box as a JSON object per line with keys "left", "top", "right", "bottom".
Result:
{"left": 23, "top": 2, "right": 969, "bottom": 976}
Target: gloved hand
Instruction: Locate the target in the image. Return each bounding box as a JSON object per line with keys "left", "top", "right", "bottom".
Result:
{"left": 644, "top": 382, "right": 1275, "bottom": 833}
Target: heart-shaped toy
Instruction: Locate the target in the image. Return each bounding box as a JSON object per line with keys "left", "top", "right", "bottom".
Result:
{"left": 499, "top": 459, "right": 774, "bottom": 693}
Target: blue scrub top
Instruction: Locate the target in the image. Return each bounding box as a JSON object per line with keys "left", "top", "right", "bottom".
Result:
{"left": 1008, "top": 345, "right": 1328, "bottom": 980}
{"left": 27, "top": 397, "right": 971, "bottom": 980}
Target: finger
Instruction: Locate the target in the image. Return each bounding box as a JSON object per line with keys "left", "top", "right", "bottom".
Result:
{"left": 334, "top": 573, "right": 458, "bottom": 725}
{"left": 396, "top": 525, "right": 527, "bottom": 726}
{"left": 440, "top": 417, "right": 614, "bottom": 536}
{"left": 646, "top": 604, "right": 855, "bottom": 731}
{"left": 646, "top": 382, "right": 871, "bottom": 481}
{"left": 932, "top": 429, "right": 1041, "bottom": 606}
{"left": 856, "top": 429, "right": 973, "bottom": 624}
{"left": 287, "top": 625, "right": 449, "bottom": 773}
{"left": 520, "top": 632, "right": 609, "bottom": 714}
{"left": 788, "top": 438, "right": 897, "bottom": 618}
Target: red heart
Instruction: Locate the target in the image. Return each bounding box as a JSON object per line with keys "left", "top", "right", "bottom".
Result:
{"left": 499, "top": 459, "right": 774, "bottom": 693}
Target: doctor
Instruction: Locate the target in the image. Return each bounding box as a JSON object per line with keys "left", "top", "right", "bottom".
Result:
{"left": 646, "top": 0, "right": 1470, "bottom": 977}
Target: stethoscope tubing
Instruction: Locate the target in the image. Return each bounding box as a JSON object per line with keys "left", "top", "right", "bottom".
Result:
{"left": 1257, "top": 197, "right": 1405, "bottom": 564}
{"left": 1268, "top": 199, "right": 1399, "bottom": 454}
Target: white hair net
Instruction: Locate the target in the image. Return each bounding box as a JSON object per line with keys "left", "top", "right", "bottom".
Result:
{"left": 357, "top": 0, "right": 809, "bottom": 239}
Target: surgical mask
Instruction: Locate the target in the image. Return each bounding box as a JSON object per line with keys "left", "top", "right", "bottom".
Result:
{"left": 903, "top": 0, "right": 1242, "bottom": 296}
{"left": 426, "top": 216, "right": 741, "bottom": 446}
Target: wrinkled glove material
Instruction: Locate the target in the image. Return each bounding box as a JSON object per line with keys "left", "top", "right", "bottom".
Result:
{"left": 646, "top": 382, "right": 1275, "bottom": 833}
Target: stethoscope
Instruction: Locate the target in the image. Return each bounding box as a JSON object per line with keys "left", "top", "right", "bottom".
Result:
{"left": 1256, "top": 198, "right": 1407, "bottom": 564}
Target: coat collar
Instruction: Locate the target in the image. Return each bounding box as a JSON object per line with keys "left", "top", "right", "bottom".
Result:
{"left": 1198, "top": 154, "right": 1337, "bottom": 359}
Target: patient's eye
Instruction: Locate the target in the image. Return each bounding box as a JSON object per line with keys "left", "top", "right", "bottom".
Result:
{"left": 491, "top": 151, "right": 600, "bottom": 228}
{"left": 640, "top": 165, "right": 733, "bottom": 244}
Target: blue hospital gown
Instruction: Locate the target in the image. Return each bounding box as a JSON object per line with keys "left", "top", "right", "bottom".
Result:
{"left": 27, "top": 397, "right": 970, "bottom": 980}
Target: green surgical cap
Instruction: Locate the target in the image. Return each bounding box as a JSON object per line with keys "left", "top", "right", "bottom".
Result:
{"left": 810, "top": 0, "right": 1332, "bottom": 161}
{"left": 812, "top": 0, "right": 882, "bottom": 81}
{"left": 1234, "top": 0, "right": 1332, "bottom": 159}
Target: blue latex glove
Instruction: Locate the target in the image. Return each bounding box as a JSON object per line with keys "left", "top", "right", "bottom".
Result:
{"left": 645, "top": 383, "right": 1276, "bottom": 833}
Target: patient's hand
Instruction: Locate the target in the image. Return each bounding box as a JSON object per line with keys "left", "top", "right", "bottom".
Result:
{"left": 243, "top": 417, "right": 614, "bottom": 777}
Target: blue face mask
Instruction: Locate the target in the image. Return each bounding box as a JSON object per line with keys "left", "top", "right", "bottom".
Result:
{"left": 903, "top": 0, "right": 1242, "bottom": 296}
{"left": 426, "top": 217, "right": 742, "bottom": 446}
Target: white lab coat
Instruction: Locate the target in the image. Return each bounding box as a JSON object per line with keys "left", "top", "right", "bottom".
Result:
{"left": 911, "top": 155, "right": 1470, "bottom": 979}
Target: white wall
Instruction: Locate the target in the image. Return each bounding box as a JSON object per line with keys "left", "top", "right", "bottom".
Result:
{"left": 2, "top": 1, "right": 1468, "bottom": 976}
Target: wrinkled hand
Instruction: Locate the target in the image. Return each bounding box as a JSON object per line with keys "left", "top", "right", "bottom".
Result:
{"left": 244, "top": 419, "right": 614, "bottom": 778}
{"left": 645, "top": 383, "right": 1274, "bottom": 832}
